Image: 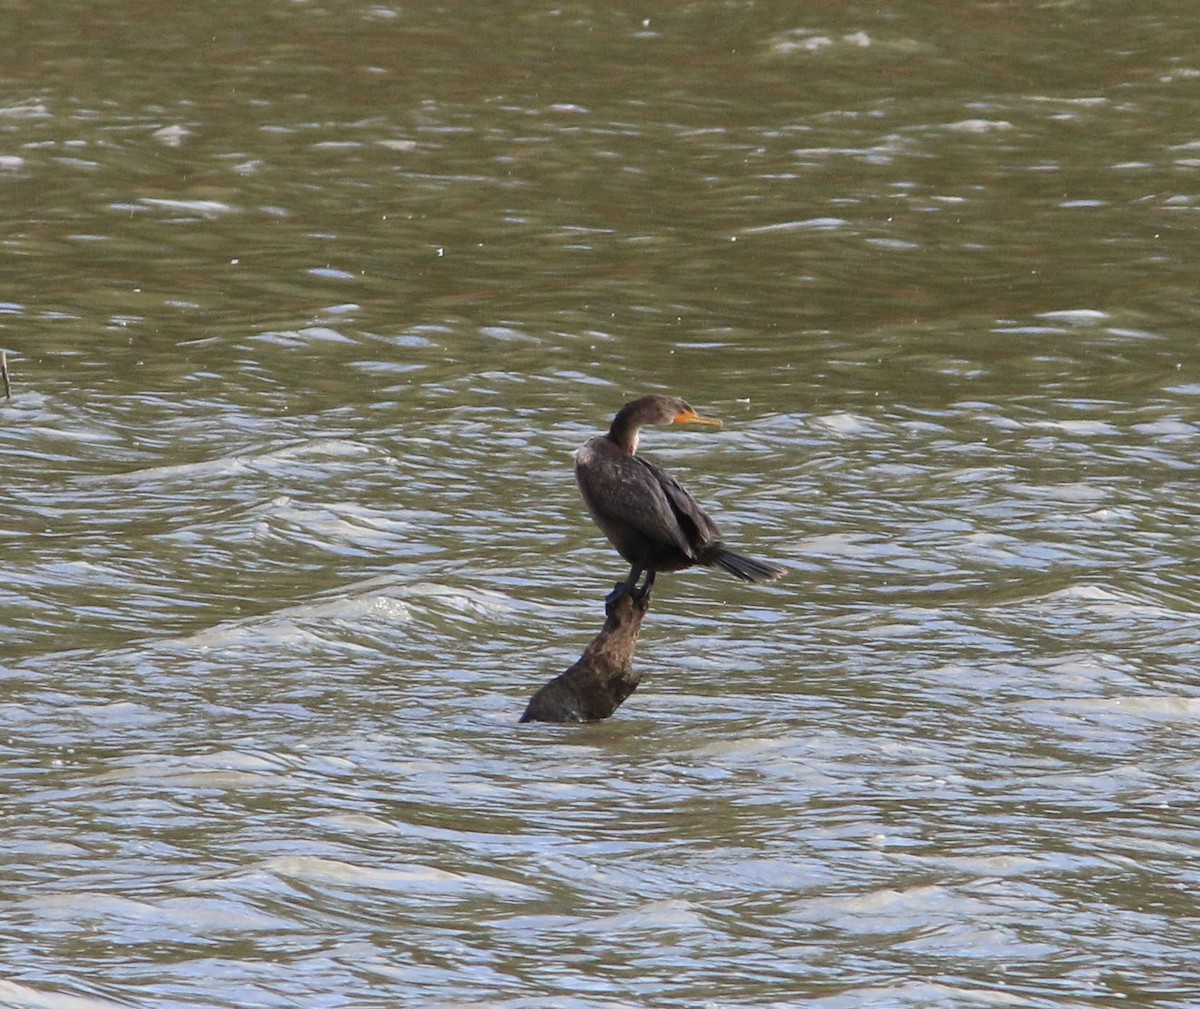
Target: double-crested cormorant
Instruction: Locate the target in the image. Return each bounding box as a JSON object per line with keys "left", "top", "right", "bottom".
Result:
{"left": 575, "top": 394, "right": 786, "bottom": 603}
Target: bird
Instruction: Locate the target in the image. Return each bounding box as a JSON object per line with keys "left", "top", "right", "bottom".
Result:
{"left": 575, "top": 394, "right": 785, "bottom": 605}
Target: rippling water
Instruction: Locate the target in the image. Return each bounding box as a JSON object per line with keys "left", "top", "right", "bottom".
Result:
{"left": 4, "top": 1, "right": 1200, "bottom": 1007}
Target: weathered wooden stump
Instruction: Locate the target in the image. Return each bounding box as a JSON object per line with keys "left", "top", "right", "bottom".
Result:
{"left": 520, "top": 589, "right": 651, "bottom": 723}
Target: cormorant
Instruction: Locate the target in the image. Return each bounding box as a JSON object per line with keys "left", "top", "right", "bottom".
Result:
{"left": 575, "top": 394, "right": 785, "bottom": 603}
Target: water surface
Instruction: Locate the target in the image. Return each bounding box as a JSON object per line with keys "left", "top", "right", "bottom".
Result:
{"left": 4, "top": 2, "right": 1200, "bottom": 1006}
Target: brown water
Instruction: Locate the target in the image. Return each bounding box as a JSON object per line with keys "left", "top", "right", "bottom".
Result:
{"left": 4, "top": 2, "right": 1200, "bottom": 1006}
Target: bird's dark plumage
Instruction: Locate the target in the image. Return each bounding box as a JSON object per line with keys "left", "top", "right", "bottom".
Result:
{"left": 575, "top": 395, "right": 785, "bottom": 602}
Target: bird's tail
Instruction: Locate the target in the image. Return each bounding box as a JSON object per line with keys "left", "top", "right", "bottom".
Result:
{"left": 701, "top": 544, "right": 786, "bottom": 583}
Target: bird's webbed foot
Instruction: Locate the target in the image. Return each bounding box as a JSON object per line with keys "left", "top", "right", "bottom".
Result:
{"left": 605, "top": 570, "right": 655, "bottom": 616}
{"left": 605, "top": 581, "right": 630, "bottom": 616}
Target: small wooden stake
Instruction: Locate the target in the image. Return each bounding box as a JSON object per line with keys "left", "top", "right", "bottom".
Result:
{"left": 520, "top": 588, "right": 651, "bottom": 723}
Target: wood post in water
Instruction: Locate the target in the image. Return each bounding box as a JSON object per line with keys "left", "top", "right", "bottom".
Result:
{"left": 520, "top": 589, "right": 651, "bottom": 723}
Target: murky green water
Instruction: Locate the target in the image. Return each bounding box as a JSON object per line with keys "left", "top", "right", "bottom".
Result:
{"left": 4, "top": 2, "right": 1200, "bottom": 1006}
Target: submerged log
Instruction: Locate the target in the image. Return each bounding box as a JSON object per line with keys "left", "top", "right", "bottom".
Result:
{"left": 520, "top": 589, "right": 651, "bottom": 723}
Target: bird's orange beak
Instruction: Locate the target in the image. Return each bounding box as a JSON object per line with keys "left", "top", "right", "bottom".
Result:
{"left": 673, "top": 407, "right": 722, "bottom": 427}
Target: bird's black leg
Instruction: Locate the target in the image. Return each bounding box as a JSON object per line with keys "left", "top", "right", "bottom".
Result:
{"left": 606, "top": 566, "right": 643, "bottom": 615}
{"left": 635, "top": 570, "right": 656, "bottom": 602}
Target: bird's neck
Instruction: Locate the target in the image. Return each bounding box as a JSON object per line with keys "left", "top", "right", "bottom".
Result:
{"left": 606, "top": 417, "right": 640, "bottom": 455}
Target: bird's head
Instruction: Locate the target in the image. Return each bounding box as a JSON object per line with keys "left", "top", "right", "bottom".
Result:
{"left": 607, "top": 394, "right": 721, "bottom": 454}
{"left": 623, "top": 394, "right": 722, "bottom": 429}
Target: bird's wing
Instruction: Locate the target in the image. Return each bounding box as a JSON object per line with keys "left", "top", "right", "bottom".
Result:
{"left": 577, "top": 450, "right": 695, "bottom": 555}
{"left": 634, "top": 456, "right": 721, "bottom": 550}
